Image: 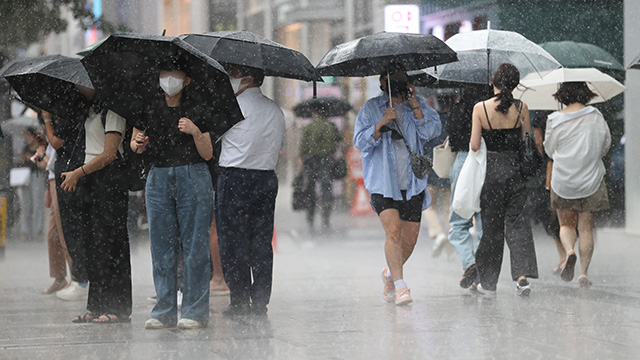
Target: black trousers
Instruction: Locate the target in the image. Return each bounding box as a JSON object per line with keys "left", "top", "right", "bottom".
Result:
{"left": 303, "top": 156, "right": 333, "bottom": 227}
{"left": 55, "top": 174, "right": 88, "bottom": 283}
{"left": 81, "top": 162, "right": 132, "bottom": 317}
{"left": 476, "top": 152, "right": 538, "bottom": 291}
{"left": 216, "top": 168, "right": 278, "bottom": 308}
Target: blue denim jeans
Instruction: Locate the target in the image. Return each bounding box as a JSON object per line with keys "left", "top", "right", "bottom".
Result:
{"left": 448, "top": 152, "right": 483, "bottom": 271}
{"left": 146, "top": 163, "right": 214, "bottom": 325}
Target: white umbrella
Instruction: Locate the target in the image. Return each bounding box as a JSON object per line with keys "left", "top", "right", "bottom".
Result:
{"left": 514, "top": 67, "right": 626, "bottom": 110}
{"left": 418, "top": 29, "right": 561, "bottom": 85}
{"left": 0, "top": 116, "right": 42, "bottom": 137}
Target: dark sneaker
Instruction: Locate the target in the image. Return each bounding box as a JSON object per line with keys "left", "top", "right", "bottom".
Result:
{"left": 459, "top": 264, "right": 477, "bottom": 289}
{"left": 516, "top": 279, "right": 531, "bottom": 296}
{"left": 222, "top": 304, "right": 250, "bottom": 318}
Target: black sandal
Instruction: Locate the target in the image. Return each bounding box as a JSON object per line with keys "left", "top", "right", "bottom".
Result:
{"left": 72, "top": 312, "right": 95, "bottom": 323}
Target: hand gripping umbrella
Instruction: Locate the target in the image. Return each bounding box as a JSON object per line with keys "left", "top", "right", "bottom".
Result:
{"left": 513, "top": 67, "right": 626, "bottom": 110}
{"left": 418, "top": 29, "right": 561, "bottom": 85}
{"left": 81, "top": 33, "right": 244, "bottom": 138}
{"left": 316, "top": 32, "right": 458, "bottom": 104}
{"left": 3, "top": 55, "right": 93, "bottom": 122}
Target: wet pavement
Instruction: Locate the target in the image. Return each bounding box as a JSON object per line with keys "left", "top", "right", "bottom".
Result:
{"left": 1, "top": 186, "right": 640, "bottom": 359}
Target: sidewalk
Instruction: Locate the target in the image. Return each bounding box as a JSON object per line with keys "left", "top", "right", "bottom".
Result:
{"left": 1, "top": 184, "right": 639, "bottom": 359}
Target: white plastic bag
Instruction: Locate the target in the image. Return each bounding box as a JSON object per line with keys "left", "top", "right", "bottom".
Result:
{"left": 452, "top": 139, "right": 486, "bottom": 219}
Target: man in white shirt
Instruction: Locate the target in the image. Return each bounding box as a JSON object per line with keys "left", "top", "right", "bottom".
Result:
{"left": 216, "top": 65, "right": 285, "bottom": 317}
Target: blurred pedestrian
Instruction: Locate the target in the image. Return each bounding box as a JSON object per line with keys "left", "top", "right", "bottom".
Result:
{"left": 470, "top": 63, "right": 538, "bottom": 298}
{"left": 446, "top": 88, "right": 488, "bottom": 290}
{"left": 354, "top": 64, "right": 441, "bottom": 306}
{"left": 17, "top": 127, "right": 46, "bottom": 241}
{"left": 544, "top": 82, "right": 611, "bottom": 288}
{"left": 530, "top": 110, "right": 564, "bottom": 275}
{"left": 132, "top": 66, "right": 215, "bottom": 329}
{"left": 299, "top": 112, "right": 342, "bottom": 233}
{"left": 43, "top": 110, "right": 89, "bottom": 301}
{"left": 39, "top": 112, "right": 73, "bottom": 295}
{"left": 61, "top": 84, "right": 132, "bottom": 324}
{"left": 423, "top": 92, "right": 454, "bottom": 258}
{"left": 217, "top": 65, "right": 285, "bottom": 317}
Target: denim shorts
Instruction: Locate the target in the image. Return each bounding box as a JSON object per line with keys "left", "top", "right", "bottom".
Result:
{"left": 370, "top": 191, "right": 424, "bottom": 222}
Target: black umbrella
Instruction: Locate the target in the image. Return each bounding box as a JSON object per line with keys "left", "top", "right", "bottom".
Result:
{"left": 293, "top": 97, "right": 352, "bottom": 118}
{"left": 3, "top": 55, "right": 93, "bottom": 122}
{"left": 180, "top": 31, "right": 322, "bottom": 82}
{"left": 316, "top": 32, "right": 458, "bottom": 78}
{"left": 81, "top": 33, "right": 244, "bottom": 138}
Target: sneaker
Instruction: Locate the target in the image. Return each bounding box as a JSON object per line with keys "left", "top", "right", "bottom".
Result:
{"left": 476, "top": 284, "right": 496, "bottom": 299}
{"left": 42, "top": 279, "right": 68, "bottom": 295}
{"left": 459, "top": 264, "right": 477, "bottom": 289}
{"left": 381, "top": 267, "right": 395, "bottom": 302}
{"left": 56, "top": 281, "right": 88, "bottom": 301}
{"left": 516, "top": 279, "right": 531, "bottom": 296}
{"left": 144, "top": 318, "right": 166, "bottom": 329}
{"left": 177, "top": 318, "right": 206, "bottom": 329}
{"left": 431, "top": 233, "right": 448, "bottom": 258}
{"left": 395, "top": 288, "right": 412, "bottom": 306}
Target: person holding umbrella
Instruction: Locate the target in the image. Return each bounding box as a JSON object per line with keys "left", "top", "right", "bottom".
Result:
{"left": 354, "top": 63, "right": 441, "bottom": 306}
{"left": 131, "top": 64, "right": 216, "bottom": 330}
{"left": 544, "top": 82, "right": 611, "bottom": 288}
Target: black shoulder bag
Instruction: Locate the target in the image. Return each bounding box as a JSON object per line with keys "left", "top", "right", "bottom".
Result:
{"left": 516, "top": 101, "right": 544, "bottom": 179}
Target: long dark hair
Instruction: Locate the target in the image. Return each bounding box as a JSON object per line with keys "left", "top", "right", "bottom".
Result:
{"left": 492, "top": 63, "right": 520, "bottom": 114}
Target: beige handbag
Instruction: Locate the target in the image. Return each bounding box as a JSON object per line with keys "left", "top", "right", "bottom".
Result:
{"left": 432, "top": 137, "right": 457, "bottom": 179}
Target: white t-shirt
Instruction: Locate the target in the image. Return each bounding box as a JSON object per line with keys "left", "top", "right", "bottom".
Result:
{"left": 392, "top": 104, "right": 409, "bottom": 190}
{"left": 45, "top": 144, "right": 56, "bottom": 180}
{"left": 84, "top": 109, "right": 127, "bottom": 164}
{"left": 219, "top": 87, "right": 285, "bottom": 170}
{"left": 544, "top": 106, "right": 611, "bottom": 199}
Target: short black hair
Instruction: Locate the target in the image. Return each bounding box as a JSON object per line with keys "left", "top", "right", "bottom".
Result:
{"left": 244, "top": 67, "right": 265, "bottom": 86}
{"left": 553, "top": 82, "right": 597, "bottom": 106}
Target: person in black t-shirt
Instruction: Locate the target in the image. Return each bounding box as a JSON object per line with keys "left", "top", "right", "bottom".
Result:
{"left": 132, "top": 67, "right": 215, "bottom": 330}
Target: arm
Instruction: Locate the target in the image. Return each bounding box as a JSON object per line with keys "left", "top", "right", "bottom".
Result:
{"left": 470, "top": 103, "right": 483, "bottom": 152}
{"left": 130, "top": 127, "right": 150, "bottom": 153}
{"left": 42, "top": 111, "right": 65, "bottom": 150}
{"left": 412, "top": 96, "right": 441, "bottom": 142}
{"left": 521, "top": 103, "right": 531, "bottom": 140}
{"left": 533, "top": 127, "right": 544, "bottom": 155}
{"left": 353, "top": 101, "right": 391, "bottom": 152}
{"left": 178, "top": 117, "right": 213, "bottom": 161}
{"left": 60, "top": 132, "right": 122, "bottom": 192}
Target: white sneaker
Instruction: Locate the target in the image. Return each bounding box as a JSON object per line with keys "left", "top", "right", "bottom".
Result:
{"left": 431, "top": 233, "right": 449, "bottom": 258}
{"left": 56, "top": 281, "right": 88, "bottom": 301}
{"left": 516, "top": 279, "right": 531, "bottom": 297}
{"left": 145, "top": 318, "right": 166, "bottom": 329}
{"left": 177, "top": 318, "right": 206, "bottom": 329}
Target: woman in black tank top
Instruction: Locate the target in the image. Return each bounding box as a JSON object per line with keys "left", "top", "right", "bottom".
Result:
{"left": 468, "top": 63, "right": 538, "bottom": 298}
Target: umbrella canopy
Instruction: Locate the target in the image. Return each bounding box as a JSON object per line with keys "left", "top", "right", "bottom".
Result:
{"left": 76, "top": 37, "right": 108, "bottom": 57}
{"left": 513, "top": 67, "right": 626, "bottom": 110}
{"left": 0, "top": 116, "right": 43, "bottom": 138}
{"left": 180, "top": 31, "right": 322, "bottom": 82}
{"left": 293, "top": 97, "right": 352, "bottom": 118}
{"left": 420, "top": 29, "right": 561, "bottom": 85}
{"left": 626, "top": 52, "right": 640, "bottom": 70}
{"left": 3, "top": 55, "right": 93, "bottom": 122}
{"left": 539, "top": 41, "right": 624, "bottom": 72}
{"left": 81, "top": 33, "right": 244, "bottom": 137}
{"left": 316, "top": 32, "right": 458, "bottom": 77}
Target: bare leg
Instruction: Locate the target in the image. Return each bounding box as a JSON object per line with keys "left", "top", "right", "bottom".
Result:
{"left": 209, "top": 216, "right": 229, "bottom": 292}
{"left": 400, "top": 220, "right": 420, "bottom": 264}
{"left": 577, "top": 212, "right": 595, "bottom": 277}
{"left": 557, "top": 209, "right": 578, "bottom": 256}
{"left": 380, "top": 210, "right": 404, "bottom": 281}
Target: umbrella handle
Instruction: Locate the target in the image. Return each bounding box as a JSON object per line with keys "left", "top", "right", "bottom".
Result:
{"left": 387, "top": 69, "right": 392, "bottom": 108}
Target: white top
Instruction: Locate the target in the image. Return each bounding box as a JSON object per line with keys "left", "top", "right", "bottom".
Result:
{"left": 45, "top": 144, "right": 56, "bottom": 180}
{"left": 392, "top": 104, "right": 409, "bottom": 190}
{"left": 543, "top": 106, "right": 611, "bottom": 199}
{"left": 219, "top": 87, "right": 285, "bottom": 170}
{"left": 84, "top": 109, "right": 127, "bottom": 164}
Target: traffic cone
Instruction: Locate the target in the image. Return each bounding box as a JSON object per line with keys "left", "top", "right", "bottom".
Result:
{"left": 351, "top": 183, "right": 375, "bottom": 216}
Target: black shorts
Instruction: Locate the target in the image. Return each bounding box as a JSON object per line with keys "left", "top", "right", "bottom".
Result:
{"left": 370, "top": 191, "right": 425, "bottom": 222}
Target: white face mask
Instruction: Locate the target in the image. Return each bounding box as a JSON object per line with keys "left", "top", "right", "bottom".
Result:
{"left": 159, "top": 75, "right": 185, "bottom": 96}
{"left": 229, "top": 76, "right": 246, "bottom": 94}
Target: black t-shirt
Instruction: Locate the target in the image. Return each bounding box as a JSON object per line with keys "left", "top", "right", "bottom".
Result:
{"left": 133, "top": 95, "right": 215, "bottom": 168}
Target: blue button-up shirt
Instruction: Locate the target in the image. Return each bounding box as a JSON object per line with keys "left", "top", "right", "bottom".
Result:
{"left": 354, "top": 94, "right": 441, "bottom": 210}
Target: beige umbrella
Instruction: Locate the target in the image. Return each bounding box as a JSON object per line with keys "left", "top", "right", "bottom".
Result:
{"left": 514, "top": 67, "right": 626, "bottom": 110}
